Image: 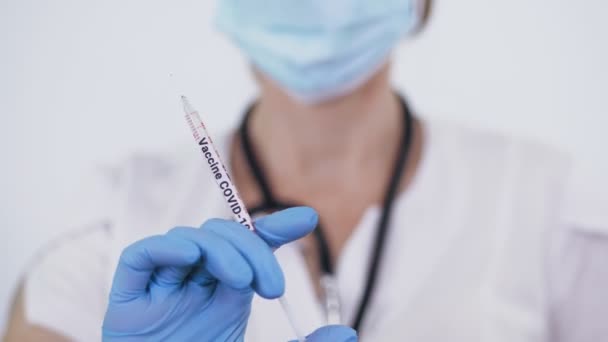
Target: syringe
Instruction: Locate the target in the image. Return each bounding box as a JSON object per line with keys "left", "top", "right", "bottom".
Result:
{"left": 180, "top": 96, "right": 306, "bottom": 342}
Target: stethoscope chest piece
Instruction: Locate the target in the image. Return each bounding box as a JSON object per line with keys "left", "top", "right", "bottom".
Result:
{"left": 321, "top": 274, "right": 342, "bottom": 325}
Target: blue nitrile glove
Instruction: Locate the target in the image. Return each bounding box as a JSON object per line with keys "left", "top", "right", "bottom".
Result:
{"left": 102, "top": 207, "right": 323, "bottom": 341}
{"left": 295, "top": 325, "right": 358, "bottom": 342}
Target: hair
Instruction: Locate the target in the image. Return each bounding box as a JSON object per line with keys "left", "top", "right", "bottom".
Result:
{"left": 416, "top": 0, "right": 434, "bottom": 34}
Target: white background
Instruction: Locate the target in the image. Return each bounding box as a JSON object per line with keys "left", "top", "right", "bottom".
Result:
{"left": 1, "top": 0, "right": 607, "bottom": 335}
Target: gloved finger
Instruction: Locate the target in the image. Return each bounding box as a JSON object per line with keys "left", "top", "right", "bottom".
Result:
{"left": 152, "top": 265, "right": 192, "bottom": 287}
{"left": 202, "top": 219, "right": 285, "bottom": 299}
{"left": 296, "top": 325, "right": 358, "bottom": 342}
{"left": 187, "top": 261, "right": 215, "bottom": 286}
{"left": 253, "top": 207, "right": 318, "bottom": 249}
{"left": 167, "top": 226, "right": 254, "bottom": 289}
{"left": 111, "top": 235, "right": 200, "bottom": 297}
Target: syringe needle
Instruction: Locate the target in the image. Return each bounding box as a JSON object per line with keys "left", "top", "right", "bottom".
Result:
{"left": 181, "top": 95, "right": 194, "bottom": 114}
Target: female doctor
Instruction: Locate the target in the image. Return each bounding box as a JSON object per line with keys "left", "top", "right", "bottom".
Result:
{"left": 5, "top": 0, "right": 608, "bottom": 341}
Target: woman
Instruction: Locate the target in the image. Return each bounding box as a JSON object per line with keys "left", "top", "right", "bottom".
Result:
{"left": 5, "top": 0, "right": 608, "bottom": 341}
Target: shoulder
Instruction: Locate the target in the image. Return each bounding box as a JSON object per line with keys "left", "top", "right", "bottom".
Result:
{"left": 426, "top": 120, "right": 570, "bottom": 173}
{"left": 423, "top": 120, "right": 572, "bottom": 205}
{"left": 33, "top": 128, "right": 237, "bottom": 249}
{"left": 425, "top": 119, "right": 608, "bottom": 228}
{"left": 113, "top": 129, "right": 235, "bottom": 199}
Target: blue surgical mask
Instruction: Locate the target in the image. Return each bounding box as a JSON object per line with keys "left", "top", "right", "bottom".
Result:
{"left": 216, "top": 0, "right": 422, "bottom": 104}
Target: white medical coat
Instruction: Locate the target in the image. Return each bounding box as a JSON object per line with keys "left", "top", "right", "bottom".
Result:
{"left": 24, "top": 120, "right": 608, "bottom": 341}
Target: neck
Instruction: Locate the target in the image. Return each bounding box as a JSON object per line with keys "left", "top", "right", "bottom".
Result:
{"left": 250, "top": 64, "right": 402, "bottom": 179}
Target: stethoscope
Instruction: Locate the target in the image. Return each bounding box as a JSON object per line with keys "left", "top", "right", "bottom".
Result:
{"left": 239, "top": 93, "right": 414, "bottom": 333}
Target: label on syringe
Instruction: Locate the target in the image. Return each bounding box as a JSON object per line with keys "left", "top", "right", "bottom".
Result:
{"left": 183, "top": 101, "right": 253, "bottom": 231}
{"left": 198, "top": 138, "right": 249, "bottom": 225}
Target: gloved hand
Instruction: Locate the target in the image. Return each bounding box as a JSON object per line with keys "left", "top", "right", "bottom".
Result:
{"left": 103, "top": 206, "right": 342, "bottom": 341}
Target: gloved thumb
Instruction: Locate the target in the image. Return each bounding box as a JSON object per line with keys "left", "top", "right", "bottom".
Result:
{"left": 254, "top": 207, "right": 318, "bottom": 249}
{"left": 293, "top": 325, "right": 358, "bottom": 342}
